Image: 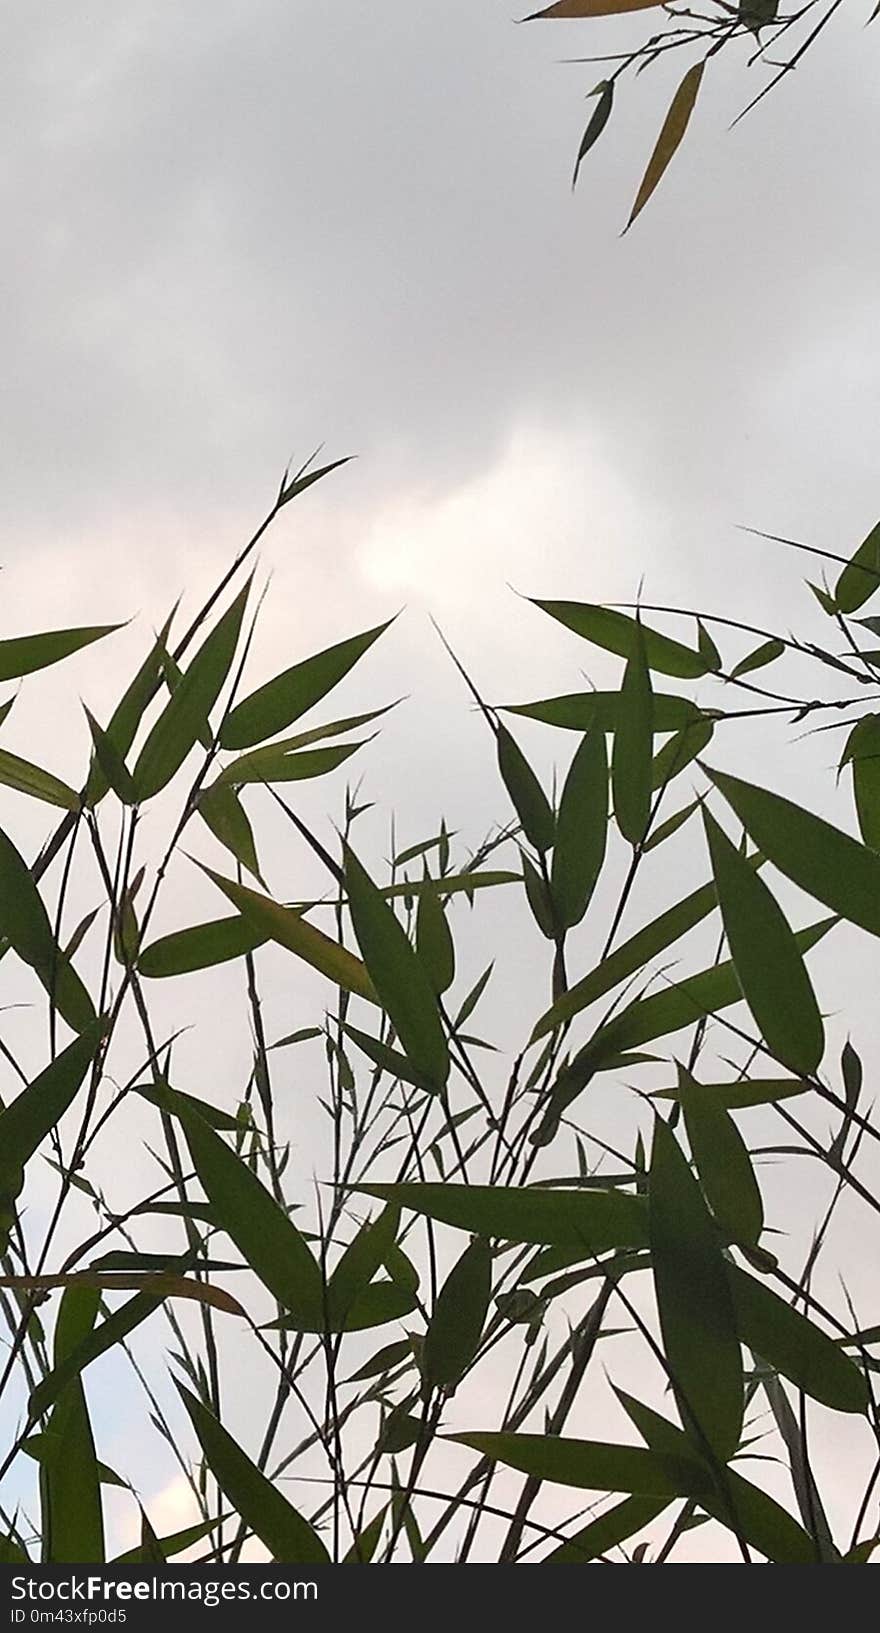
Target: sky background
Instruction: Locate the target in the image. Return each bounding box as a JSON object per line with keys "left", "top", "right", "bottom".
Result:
{"left": 1, "top": 0, "right": 879, "bottom": 1562}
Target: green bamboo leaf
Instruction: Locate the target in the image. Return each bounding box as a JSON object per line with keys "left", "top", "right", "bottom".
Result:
{"left": 652, "top": 1076, "right": 809, "bottom": 1109}
{"left": 383, "top": 869, "right": 520, "bottom": 901}
{"left": 176, "top": 1385, "right": 329, "bottom": 1563}
{"left": 618, "top": 1392, "right": 817, "bottom": 1564}
{"left": 522, "top": 853, "right": 556, "bottom": 939}
{"left": 531, "top": 874, "right": 726, "bottom": 1041}
{"left": 42, "top": 1286, "right": 104, "bottom": 1564}
{"left": 449, "top": 1431, "right": 706, "bottom": 1499}
{"left": 550, "top": 731, "right": 608, "bottom": 929}
{"left": 215, "top": 739, "right": 365, "bottom": 788}
{"left": 135, "top": 1082, "right": 242, "bottom": 1132}
{"left": 0, "top": 748, "right": 79, "bottom": 811}
{"left": 83, "top": 707, "right": 138, "bottom": 805}
{"left": 356, "top": 1182, "right": 647, "bottom": 1251}
{"left": 30, "top": 1291, "right": 165, "bottom": 1419}
{"left": 423, "top": 1237, "right": 492, "bottom": 1390}
{"left": 506, "top": 691, "right": 701, "bottom": 734}
{"left": 83, "top": 621, "right": 170, "bottom": 805}
{"left": 326, "top": 1204, "right": 401, "bottom": 1330}
{"left": 416, "top": 882, "right": 455, "bottom": 995}
{"left": 133, "top": 584, "right": 249, "bottom": 800}
{"left": 625, "top": 61, "right": 705, "bottom": 230}
{"left": 165, "top": 1088, "right": 323, "bottom": 1329}
{"left": 344, "top": 1506, "right": 387, "bottom": 1564}
{"left": 113, "top": 1514, "right": 224, "bottom": 1564}
{"left": 341, "top": 1023, "right": 435, "bottom": 1091}
{"left": 679, "top": 1067, "right": 763, "bottom": 1246}
{"left": 345, "top": 1339, "right": 413, "bottom": 1384}
{"left": 543, "top": 1495, "right": 670, "bottom": 1563}
{"left": 531, "top": 601, "right": 713, "bottom": 679}
{"left": 277, "top": 452, "right": 353, "bottom": 509}
{"left": 651, "top": 718, "right": 714, "bottom": 790}
{"left": 137, "top": 915, "right": 267, "bottom": 978}
{"left": 649, "top": 1118, "right": 743, "bottom": 1461}
{"left": 730, "top": 638, "right": 785, "bottom": 679}
{"left": 613, "top": 624, "right": 653, "bottom": 845}
{"left": 496, "top": 724, "right": 555, "bottom": 853}
{"left": 835, "top": 519, "right": 880, "bottom": 614}
{"left": 344, "top": 845, "right": 448, "bottom": 1089}
{"left": 220, "top": 619, "right": 393, "bottom": 751}
{"left": 703, "top": 805, "right": 824, "bottom": 1075}
{"left": 696, "top": 619, "right": 722, "bottom": 672}
{"left": 843, "top": 714, "right": 880, "bottom": 850}
{"left": 0, "top": 1536, "right": 28, "bottom": 1563}
{"left": 0, "top": 826, "right": 96, "bottom": 1033}
{"left": 727, "top": 1266, "right": 869, "bottom": 1414}
{"left": 587, "top": 915, "right": 834, "bottom": 1057}
{"left": 643, "top": 799, "right": 699, "bottom": 851}
{"left": 572, "top": 80, "right": 614, "bottom": 189}
{"left": 0, "top": 1025, "right": 103, "bottom": 1213}
{"left": 269, "top": 1280, "right": 418, "bottom": 1335}
{"left": 0, "top": 624, "right": 122, "bottom": 684}
{"left": 703, "top": 762, "right": 880, "bottom": 937}
{"left": 197, "top": 784, "right": 262, "bottom": 882}
{"left": 199, "top": 865, "right": 375, "bottom": 1003}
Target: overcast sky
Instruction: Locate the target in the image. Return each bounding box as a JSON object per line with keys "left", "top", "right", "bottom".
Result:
{"left": 1, "top": 1, "right": 879, "bottom": 1562}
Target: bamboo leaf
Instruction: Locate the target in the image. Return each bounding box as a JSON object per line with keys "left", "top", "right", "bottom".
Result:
{"left": 450, "top": 1431, "right": 707, "bottom": 1498}
{"left": 730, "top": 638, "right": 785, "bottom": 679}
{"left": 356, "top": 1182, "right": 648, "bottom": 1251}
{"left": 843, "top": 714, "right": 880, "bottom": 850}
{"left": 83, "top": 622, "right": 169, "bottom": 805}
{"left": 0, "top": 748, "right": 79, "bottom": 811}
{"left": 496, "top": 725, "right": 555, "bottom": 853}
{"left": 0, "top": 826, "right": 96, "bottom": 1032}
{"left": 214, "top": 739, "right": 365, "bottom": 788}
{"left": 531, "top": 874, "right": 726, "bottom": 1041}
{"left": 704, "top": 762, "right": 880, "bottom": 937}
{"left": 679, "top": 1066, "right": 763, "bottom": 1246}
{"left": 177, "top": 1385, "right": 329, "bottom": 1563}
{"left": 0, "top": 624, "right": 121, "bottom": 684}
{"left": 197, "top": 783, "right": 262, "bottom": 882}
{"left": 572, "top": 81, "right": 614, "bottom": 189}
{"left": 0, "top": 1275, "right": 244, "bottom": 1316}
{"left": 199, "top": 864, "right": 375, "bottom": 1002}
{"left": 527, "top": 0, "right": 669, "bottom": 17}
{"left": 423, "top": 1237, "right": 492, "bottom": 1390}
{"left": 543, "top": 1495, "right": 670, "bottom": 1563}
{"left": 703, "top": 805, "right": 824, "bottom": 1075}
{"left": 42, "top": 1287, "right": 104, "bottom": 1564}
{"left": 626, "top": 62, "right": 705, "bottom": 230}
{"left": 344, "top": 845, "right": 448, "bottom": 1089}
{"left": 531, "top": 600, "right": 713, "bottom": 679}
{"left": 326, "top": 1204, "right": 401, "bottom": 1330}
{"left": 342, "top": 1023, "right": 436, "bottom": 1092}
{"left": 83, "top": 707, "right": 138, "bottom": 805}
{"left": 728, "top": 1266, "right": 869, "bottom": 1414}
{"left": 137, "top": 915, "right": 267, "bottom": 978}
{"left": 587, "top": 914, "right": 834, "bottom": 1057}
{"left": 220, "top": 619, "right": 392, "bottom": 751}
{"left": 165, "top": 1087, "right": 324, "bottom": 1329}
{"left": 0, "top": 1024, "right": 103, "bottom": 1214}
{"left": 649, "top": 1118, "right": 743, "bottom": 1461}
{"left": 133, "top": 584, "right": 249, "bottom": 800}
{"left": 506, "top": 691, "right": 702, "bottom": 734}
{"left": 618, "top": 1391, "right": 817, "bottom": 1563}
{"left": 550, "top": 730, "right": 608, "bottom": 929}
{"left": 416, "top": 882, "right": 455, "bottom": 995}
{"left": 834, "top": 519, "right": 880, "bottom": 614}
{"left": 612, "top": 624, "right": 653, "bottom": 845}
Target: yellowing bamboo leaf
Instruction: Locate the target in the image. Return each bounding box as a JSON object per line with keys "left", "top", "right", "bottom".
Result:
{"left": 626, "top": 62, "right": 705, "bottom": 231}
